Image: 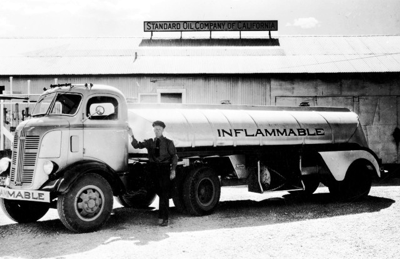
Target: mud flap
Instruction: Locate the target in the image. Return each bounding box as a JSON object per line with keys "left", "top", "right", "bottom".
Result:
{"left": 248, "top": 161, "right": 303, "bottom": 193}
{"left": 248, "top": 161, "right": 264, "bottom": 194}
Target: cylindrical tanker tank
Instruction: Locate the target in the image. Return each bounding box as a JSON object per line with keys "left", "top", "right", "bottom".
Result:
{"left": 126, "top": 104, "right": 366, "bottom": 154}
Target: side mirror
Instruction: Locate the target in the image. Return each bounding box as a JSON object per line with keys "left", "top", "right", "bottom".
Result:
{"left": 82, "top": 105, "right": 106, "bottom": 123}
{"left": 95, "top": 105, "right": 105, "bottom": 115}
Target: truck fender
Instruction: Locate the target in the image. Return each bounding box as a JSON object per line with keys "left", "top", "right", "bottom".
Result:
{"left": 318, "top": 150, "right": 380, "bottom": 181}
{"left": 43, "top": 160, "right": 124, "bottom": 195}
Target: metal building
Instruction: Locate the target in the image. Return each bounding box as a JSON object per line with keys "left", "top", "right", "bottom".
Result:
{"left": 0, "top": 36, "right": 400, "bottom": 165}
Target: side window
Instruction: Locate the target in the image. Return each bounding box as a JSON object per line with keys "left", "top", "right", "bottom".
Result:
{"left": 86, "top": 96, "right": 119, "bottom": 120}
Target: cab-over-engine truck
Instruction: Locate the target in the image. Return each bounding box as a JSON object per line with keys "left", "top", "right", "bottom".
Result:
{"left": 0, "top": 84, "right": 382, "bottom": 232}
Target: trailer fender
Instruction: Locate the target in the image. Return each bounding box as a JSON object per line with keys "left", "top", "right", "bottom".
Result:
{"left": 41, "top": 160, "right": 124, "bottom": 195}
{"left": 318, "top": 150, "right": 380, "bottom": 181}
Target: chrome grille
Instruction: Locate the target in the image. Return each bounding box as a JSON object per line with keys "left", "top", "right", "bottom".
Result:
{"left": 10, "top": 134, "right": 18, "bottom": 182}
{"left": 25, "top": 137, "right": 40, "bottom": 150}
{"left": 10, "top": 132, "right": 39, "bottom": 186}
{"left": 10, "top": 168, "right": 16, "bottom": 182}
{"left": 22, "top": 169, "right": 34, "bottom": 183}
{"left": 24, "top": 153, "right": 37, "bottom": 166}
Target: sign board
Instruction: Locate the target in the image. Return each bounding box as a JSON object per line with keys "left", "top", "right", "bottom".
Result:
{"left": 144, "top": 21, "right": 278, "bottom": 32}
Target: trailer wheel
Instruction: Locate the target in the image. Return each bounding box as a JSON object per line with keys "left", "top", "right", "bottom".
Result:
{"left": 0, "top": 198, "right": 49, "bottom": 223}
{"left": 57, "top": 173, "right": 113, "bottom": 233}
{"left": 116, "top": 190, "right": 156, "bottom": 208}
{"left": 183, "top": 167, "right": 221, "bottom": 216}
{"left": 328, "top": 161, "right": 372, "bottom": 202}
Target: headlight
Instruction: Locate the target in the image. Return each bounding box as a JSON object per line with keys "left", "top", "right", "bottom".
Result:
{"left": 0, "top": 157, "right": 11, "bottom": 174}
{"left": 43, "top": 160, "right": 55, "bottom": 175}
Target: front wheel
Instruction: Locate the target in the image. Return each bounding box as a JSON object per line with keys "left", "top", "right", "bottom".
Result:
{"left": 0, "top": 198, "right": 49, "bottom": 223}
{"left": 57, "top": 173, "right": 113, "bottom": 233}
{"left": 183, "top": 167, "right": 221, "bottom": 216}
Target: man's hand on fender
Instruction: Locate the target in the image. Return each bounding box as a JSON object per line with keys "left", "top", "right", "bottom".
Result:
{"left": 170, "top": 170, "right": 176, "bottom": 180}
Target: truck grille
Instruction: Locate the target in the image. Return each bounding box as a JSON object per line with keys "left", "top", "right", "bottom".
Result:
{"left": 10, "top": 132, "right": 40, "bottom": 186}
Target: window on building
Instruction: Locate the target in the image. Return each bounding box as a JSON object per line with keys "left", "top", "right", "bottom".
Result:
{"left": 138, "top": 89, "right": 186, "bottom": 104}
{"left": 157, "top": 89, "right": 186, "bottom": 104}
{"left": 160, "top": 93, "right": 182, "bottom": 103}
{"left": 138, "top": 93, "right": 158, "bottom": 103}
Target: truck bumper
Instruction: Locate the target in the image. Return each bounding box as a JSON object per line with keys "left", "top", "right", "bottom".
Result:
{"left": 0, "top": 186, "right": 50, "bottom": 203}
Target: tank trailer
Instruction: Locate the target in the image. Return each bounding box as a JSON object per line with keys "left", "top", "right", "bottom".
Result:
{"left": 0, "top": 84, "right": 382, "bottom": 232}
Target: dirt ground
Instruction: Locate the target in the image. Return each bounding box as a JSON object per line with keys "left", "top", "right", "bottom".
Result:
{"left": 0, "top": 182, "right": 399, "bottom": 259}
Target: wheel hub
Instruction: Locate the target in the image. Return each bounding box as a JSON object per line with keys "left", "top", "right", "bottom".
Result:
{"left": 77, "top": 188, "right": 103, "bottom": 218}
{"left": 197, "top": 179, "right": 214, "bottom": 205}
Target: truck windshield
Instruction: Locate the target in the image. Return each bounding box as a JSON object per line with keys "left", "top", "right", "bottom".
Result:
{"left": 32, "top": 93, "right": 82, "bottom": 116}
{"left": 32, "top": 93, "right": 56, "bottom": 116}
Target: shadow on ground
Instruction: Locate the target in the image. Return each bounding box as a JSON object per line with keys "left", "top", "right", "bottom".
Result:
{"left": 0, "top": 190, "right": 395, "bottom": 259}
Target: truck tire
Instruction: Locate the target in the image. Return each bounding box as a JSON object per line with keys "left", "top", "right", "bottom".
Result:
{"left": 116, "top": 191, "right": 156, "bottom": 208}
{"left": 0, "top": 198, "right": 49, "bottom": 223}
{"left": 183, "top": 167, "right": 221, "bottom": 216}
{"left": 57, "top": 173, "right": 113, "bottom": 233}
{"left": 328, "top": 161, "right": 373, "bottom": 202}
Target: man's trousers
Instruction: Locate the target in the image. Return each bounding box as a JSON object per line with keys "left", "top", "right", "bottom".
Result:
{"left": 147, "top": 163, "right": 171, "bottom": 220}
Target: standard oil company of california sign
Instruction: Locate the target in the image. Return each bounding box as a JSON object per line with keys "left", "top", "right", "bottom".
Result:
{"left": 144, "top": 20, "right": 278, "bottom": 32}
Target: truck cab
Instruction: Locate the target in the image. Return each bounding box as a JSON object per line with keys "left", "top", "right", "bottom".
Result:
{"left": 1, "top": 84, "right": 131, "bottom": 232}
{"left": 9, "top": 84, "right": 129, "bottom": 190}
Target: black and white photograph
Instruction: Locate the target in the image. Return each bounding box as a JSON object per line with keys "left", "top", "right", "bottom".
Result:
{"left": 0, "top": 0, "right": 399, "bottom": 258}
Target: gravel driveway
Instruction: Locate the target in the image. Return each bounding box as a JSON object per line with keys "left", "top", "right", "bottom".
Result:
{"left": 0, "top": 184, "right": 399, "bottom": 259}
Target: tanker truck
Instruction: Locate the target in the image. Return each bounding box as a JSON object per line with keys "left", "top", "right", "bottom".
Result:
{"left": 0, "top": 83, "right": 382, "bottom": 232}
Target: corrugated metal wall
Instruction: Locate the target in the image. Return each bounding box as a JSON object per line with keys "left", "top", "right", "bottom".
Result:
{"left": 272, "top": 73, "right": 400, "bottom": 164}
{"left": 0, "top": 75, "right": 271, "bottom": 105}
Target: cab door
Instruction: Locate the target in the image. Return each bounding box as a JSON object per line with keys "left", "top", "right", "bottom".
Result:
{"left": 83, "top": 94, "right": 128, "bottom": 172}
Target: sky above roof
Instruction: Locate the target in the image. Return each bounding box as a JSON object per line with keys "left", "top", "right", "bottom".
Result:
{"left": 0, "top": 0, "right": 399, "bottom": 38}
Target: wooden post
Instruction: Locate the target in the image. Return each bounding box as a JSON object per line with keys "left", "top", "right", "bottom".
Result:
{"left": 0, "top": 100, "right": 3, "bottom": 150}
{"left": 9, "top": 77, "right": 13, "bottom": 95}
{"left": 27, "top": 80, "right": 31, "bottom": 104}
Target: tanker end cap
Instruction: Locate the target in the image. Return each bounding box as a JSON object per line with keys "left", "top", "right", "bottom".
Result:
{"left": 348, "top": 124, "right": 368, "bottom": 147}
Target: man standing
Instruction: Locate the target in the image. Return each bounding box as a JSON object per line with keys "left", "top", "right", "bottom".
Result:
{"left": 127, "top": 121, "right": 178, "bottom": 227}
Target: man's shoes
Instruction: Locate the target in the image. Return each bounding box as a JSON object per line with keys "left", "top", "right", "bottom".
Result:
{"left": 159, "top": 219, "right": 168, "bottom": 227}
